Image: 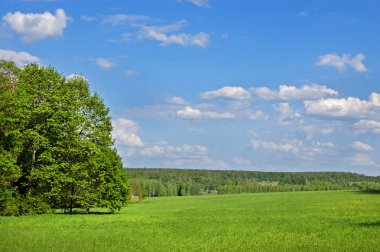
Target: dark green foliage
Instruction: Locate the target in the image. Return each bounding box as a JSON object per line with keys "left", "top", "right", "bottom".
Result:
{"left": 357, "top": 181, "right": 380, "bottom": 193}
{"left": 126, "top": 168, "right": 380, "bottom": 197}
{"left": 0, "top": 61, "right": 130, "bottom": 215}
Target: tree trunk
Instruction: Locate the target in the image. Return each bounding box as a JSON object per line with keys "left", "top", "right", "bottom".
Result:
{"left": 69, "top": 183, "right": 74, "bottom": 214}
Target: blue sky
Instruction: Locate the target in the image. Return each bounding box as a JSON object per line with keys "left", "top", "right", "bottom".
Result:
{"left": 1, "top": 0, "right": 379, "bottom": 175}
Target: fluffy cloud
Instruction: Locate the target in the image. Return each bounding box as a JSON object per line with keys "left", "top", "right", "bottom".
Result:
{"left": 177, "top": 106, "right": 234, "bottom": 119}
{"left": 351, "top": 153, "right": 379, "bottom": 167}
{"left": 351, "top": 141, "right": 373, "bottom": 152}
{"left": 2, "top": 9, "right": 68, "bottom": 43}
{"left": 201, "top": 86, "right": 251, "bottom": 100}
{"left": 315, "top": 53, "right": 367, "bottom": 72}
{"left": 145, "top": 29, "right": 209, "bottom": 48}
{"left": 112, "top": 118, "right": 144, "bottom": 147}
{"left": 178, "top": 0, "right": 209, "bottom": 7}
{"left": 93, "top": 58, "right": 114, "bottom": 70}
{"left": 354, "top": 120, "right": 380, "bottom": 134}
{"left": 250, "top": 84, "right": 337, "bottom": 101}
{"left": 0, "top": 49, "right": 40, "bottom": 67}
{"left": 251, "top": 138, "right": 299, "bottom": 154}
{"left": 304, "top": 92, "right": 380, "bottom": 118}
{"left": 140, "top": 21, "right": 209, "bottom": 48}
{"left": 251, "top": 138, "right": 336, "bottom": 159}
{"left": 370, "top": 92, "right": 380, "bottom": 106}
{"left": 273, "top": 102, "right": 301, "bottom": 122}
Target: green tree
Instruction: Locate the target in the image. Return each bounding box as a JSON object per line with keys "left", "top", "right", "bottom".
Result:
{"left": 0, "top": 61, "right": 26, "bottom": 215}
{"left": 0, "top": 61, "right": 130, "bottom": 215}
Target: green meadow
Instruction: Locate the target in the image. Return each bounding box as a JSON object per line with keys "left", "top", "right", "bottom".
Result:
{"left": 0, "top": 191, "right": 379, "bottom": 252}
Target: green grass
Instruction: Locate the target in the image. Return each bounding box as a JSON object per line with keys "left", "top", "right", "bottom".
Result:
{"left": 1, "top": 191, "right": 379, "bottom": 251}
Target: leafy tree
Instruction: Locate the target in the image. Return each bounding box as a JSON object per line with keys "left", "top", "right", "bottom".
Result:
{"left": 0, "top": 61, "right": 25, "bottom": 215}
{"left": 0, "top": 61, "right": 130, "bottom": 215}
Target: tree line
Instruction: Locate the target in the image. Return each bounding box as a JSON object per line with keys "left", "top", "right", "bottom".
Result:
{"left": 0, "top": 61, "right": 130, "bottom": 216}
{"left": 127, "top": 168, "right": 380, "bottom": 199}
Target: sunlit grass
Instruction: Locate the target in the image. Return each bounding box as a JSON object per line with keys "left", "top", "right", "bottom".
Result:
{"left": 1, "top": 191, "right": 379, "bottom": 251}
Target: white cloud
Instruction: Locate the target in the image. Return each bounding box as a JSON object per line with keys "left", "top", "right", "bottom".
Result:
{"left": 93, "top": 58, "right": 114, "bottom": 70}
{"left": 144, "top": 20, "right": 186, "bottom": 33}
{"left": 140, "top": 21, "right": 209, "bottom": 48}
{"left": 0, "top": 49, "right": 40, "bottom": 67}
{"left": 273, "top": 102, "right": 301, "bottom": 122}
{"left": 370, "top": 92, "right": 380, "bottom": 106}
{"left": 251, "top": 138, "right": 299, "bottom": 154}
{"left": 274, "top": 102, "right": 294, "bottom": 115}
{"left": 350, "top": 54, "right": 368, "bottom": 72}
{"left": 352, "top": 153, "right": 379, "bottom": 167}
{"left": 2, "top": 9, "right": 68, "bottom": 43}
{"left": 101, "top": 15, "right": 209, "bottom": 48}
{"left": 315, "top": 53, "right": 368, "bottom": 72}
{"left": 274, "top": 103, "right": 293, "bottom": 115}
{"left": 302, "top": 124, "right": 334, "bottom": 139}
{"left": 178, "top": 0, "right": 209, "bottom": 7}
{"left": 248, "top": 110, "right": 269, "bottom": 120}
{"left": 201, "top": 86, "right": 251, "bottom": 100}
{"left": 112, "top": 118, "right": 144, "bottom": 147}
{"left": 177, "top": 106, "right": 202, "bottom": 119}
{"left": 138, "top": 141, "right": 226, "bottom": 169}
{"left": 102, "top": 14, "right": 150, "bottom": 26}
{"left": 167, "top": 96, "right": 187, "bottom": 105}
{"left": 140, "top": 142, "right": 208, "bottom": 156}
{"left": 300, "top": 141, "right": 336, "bottom": 161}
{"left": 250, "top": 87, "right": 277, "bottom": 100}
{"left": 354, "top": 120, "right": 380, "bottom": 134}
{"left": 124, "top": 69, "right": 140, "bottom": 77}
{"left": 351, "top": 141, "right": 373, "bottom": 152}
{"left": 177, "top": 106, "right": 234, "bottom": 119}
{"left": 251, "top": 138, "right": 336, "bottom": 162}
{"left": 250, "top": 84, "right": 338, "bottom": 101}
{"left": 304, "top": 92, "right": 380, "bottom": 118}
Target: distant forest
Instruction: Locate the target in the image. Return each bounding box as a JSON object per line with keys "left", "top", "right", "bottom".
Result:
{"left": 126, "top": 168, "right": 380, "bottom": 199}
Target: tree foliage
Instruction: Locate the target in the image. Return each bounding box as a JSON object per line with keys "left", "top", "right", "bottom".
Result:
{"left": 0, "top": 61, "right": 130, "bottom": 215}
{"left": 127, "top": 168, "right": 380, "bottom": 198}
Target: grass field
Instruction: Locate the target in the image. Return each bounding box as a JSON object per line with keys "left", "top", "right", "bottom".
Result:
{"left": 0, "top": 191, "right": 379, "bottom": 251}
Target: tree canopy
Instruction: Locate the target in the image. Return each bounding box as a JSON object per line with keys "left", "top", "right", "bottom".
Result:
{"left": 127, "top": 168, "right": 380, "bottom": 198}
{"left": 0, "top": 61, "right": 130, "bottom": 215}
